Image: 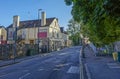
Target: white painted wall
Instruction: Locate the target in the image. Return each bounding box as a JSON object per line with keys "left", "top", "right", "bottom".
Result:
{"left": 49, "top": 19, "right": 61, "bottom": 39}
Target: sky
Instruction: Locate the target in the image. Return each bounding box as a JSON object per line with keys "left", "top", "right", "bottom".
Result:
{"left": 0, "top": 0, "right": 72, "bottom": 29}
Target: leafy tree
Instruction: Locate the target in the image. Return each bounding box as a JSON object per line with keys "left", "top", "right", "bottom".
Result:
{"left": 67, "top": 19, "right": 81, "bottom": 45}
{"left": 103, "top": 0, "right": 120, "bottom": 17}
{"left": 65, "top": 0, "right": 120, "bottom": 47}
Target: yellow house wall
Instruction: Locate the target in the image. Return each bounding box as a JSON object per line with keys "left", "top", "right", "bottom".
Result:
{"left": 23, "top": 28, "right": 29, "bottom": 44}
{"left": 17, "top": 29, "right": 22, "bottom": 36}
{"left": 28, "top": 28, "right": 34, "bottom": 39}
{"left": 0, "top": 28, "right": 7, "bottom": 40}
{"left": 23, "top": 27, "right": 38, "bottom": 44}
{"left": 49, "top": 19, "right": 61, "bottom": 39}
{"left": 0, "top": 29, "right": 1, "bottom": 35}
{"left": 34, "top": 27, "right": 38, "bottom": 39}
{"left": 15, "top": 18, "right": 62, "bottom": 44}
{"left": 28, "top": 27, "right": 39, "bottom": 40}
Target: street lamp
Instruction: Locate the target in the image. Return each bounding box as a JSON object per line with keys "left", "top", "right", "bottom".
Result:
{"left": 38, "top": 9, "right": 42, "bottom": 53}
{"left": 38, "top": 9, "right": 42, "bottom": 20}
{"left": 13, "top": 27, "right": 17, "bottom": 63}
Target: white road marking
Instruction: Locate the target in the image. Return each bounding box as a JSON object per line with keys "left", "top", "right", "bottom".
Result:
{"left": 59, "top": 53, "right": 68, "bottom": 55}
{"left": 19, "top": 73, "right": 30, "bottom": 79}
{"left": 55, "top": 63, "right": 71, "bottom": 68}
{"left": 55, "top": 64, "right": 64, "bottom": 67}
{"left": 53, "top": 68, "right": 60, "bottom": 71}
{"left": 107, "top": 63, "right": 120, "bottom": 68}
{"left": 0, "top": 69, "right": 29, "bottom": 78}
{"left": 38, "top": 68, "right": 44, "bottom": 71}
{"left": 0, "top": 74, "right": 8, "bottom": 78}
{"left": 67, "top": 66, "right": 79, "bottom": 74}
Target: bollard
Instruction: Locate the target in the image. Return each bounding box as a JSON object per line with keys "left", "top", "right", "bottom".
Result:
{"left": 112, "top": 52, "right": 118, "bottom": 61}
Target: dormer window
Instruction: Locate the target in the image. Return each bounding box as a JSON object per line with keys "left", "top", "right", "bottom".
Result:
{"left": 55, "top": 22, "right": 57, "bottom": 27}
{"left": 52, "top": 31, "right": 54, "bottom": 37}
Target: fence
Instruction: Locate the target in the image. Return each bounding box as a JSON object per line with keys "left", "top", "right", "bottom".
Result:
{"left": 0, "top": 44, "right": 38, "bottom": 60}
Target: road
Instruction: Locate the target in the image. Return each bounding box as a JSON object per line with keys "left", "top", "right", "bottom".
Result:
{"left": 0, "top": 46, "right": 81, "bottom": 79}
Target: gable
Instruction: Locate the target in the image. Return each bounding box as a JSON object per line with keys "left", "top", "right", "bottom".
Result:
{"left": 50, "top": 19, "right": 60, "bottom": 31}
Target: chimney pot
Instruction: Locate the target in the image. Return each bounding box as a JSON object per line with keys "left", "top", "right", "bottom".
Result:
{"left": 41, "top": 12, "right": 46, "bottom": 26}
{"left": 13, "top": 15, "right": 20, "bottom": 27}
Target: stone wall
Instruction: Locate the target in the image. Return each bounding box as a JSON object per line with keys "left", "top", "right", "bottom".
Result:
{"left": 0, "top": 44, "right": 38, "bottom": 60}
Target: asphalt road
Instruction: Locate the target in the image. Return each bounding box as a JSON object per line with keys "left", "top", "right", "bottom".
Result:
{"left": 0, "top": 46, "right": 81, "bottom": 79}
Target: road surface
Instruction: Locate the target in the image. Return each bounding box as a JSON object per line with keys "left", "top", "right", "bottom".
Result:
{"left": 0, "top": 46, "right": 81, "bottom": 79}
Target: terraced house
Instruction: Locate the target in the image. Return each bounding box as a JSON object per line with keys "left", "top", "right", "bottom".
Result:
{"left": 0, "top": 26, "right": 7, "bottom": 59}
{"left": 0, "top": 26, "right": 7, "bottom": 45}
{"left": 7, "top": 12, "right": 64, "bottom": 54}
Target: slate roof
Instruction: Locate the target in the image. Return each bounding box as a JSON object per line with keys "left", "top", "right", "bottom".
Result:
{"left": 0, "top": 26, "right": 7, "bottom": 30}
{"left": 7, "top": 17, "right": 56, "bottom": 29}
{"left": 0, "top": 26, "right": 5, "bottom": 28}
{"left": 60, "top": 27, "right": 64, "bottom": 33}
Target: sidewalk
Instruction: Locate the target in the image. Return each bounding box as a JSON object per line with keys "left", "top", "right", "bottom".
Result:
{"left": 84, "top": 47, "right": 120, "bottom": 79}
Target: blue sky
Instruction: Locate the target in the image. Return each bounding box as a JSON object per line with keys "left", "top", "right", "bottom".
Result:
{"left": 0, "top": 0, "right": 72, "bottom": 29}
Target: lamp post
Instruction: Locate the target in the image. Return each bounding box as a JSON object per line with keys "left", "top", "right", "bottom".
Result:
{"left": 38, "top": 9, "right": 42, "bottom": 53}
{"left": 13, "top": 27, "right": 17, "bottom": 63}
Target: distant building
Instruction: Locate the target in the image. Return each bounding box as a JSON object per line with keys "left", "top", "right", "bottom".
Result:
{"left": 7, "top": 12, "right": 63, "bottom": 52}
{"left": 0, "top": 26, "right": 7, "bottom": 45}
{"left": 60, "top": 27, "right": 72, "bottom": 47}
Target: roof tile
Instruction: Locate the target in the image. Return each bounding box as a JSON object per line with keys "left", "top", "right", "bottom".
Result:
{"left": 7, "top": 17, "right": 56, "bottom": 29}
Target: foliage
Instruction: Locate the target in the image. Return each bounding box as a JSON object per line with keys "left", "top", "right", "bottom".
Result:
{"left": 67, "top": 19, "right": 81, "bottom": 45}
{"left": 103, "top": 0, "right": 120, "bottom": 17}
{"left": 65, "top": 0, "right": 120, "bottom": 47}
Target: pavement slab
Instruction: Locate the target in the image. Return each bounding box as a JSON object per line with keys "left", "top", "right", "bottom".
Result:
{"left": 84, "top": 46, "right": 120, "bottom": 79}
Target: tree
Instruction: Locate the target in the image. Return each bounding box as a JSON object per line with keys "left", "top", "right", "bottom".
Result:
{"left": 65, "top": 0, "right": 120, "bottom": 47}
{"left": 103, "top": 0, "right": 120, "bottom": 17}
{"left": 67, "top": 19, "right": 81, "bottom": 45}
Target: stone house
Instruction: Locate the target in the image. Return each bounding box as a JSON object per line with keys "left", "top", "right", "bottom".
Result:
{"left": 7, "top": 12, "right": 63, "bottom": 53}
{"left": 60, "top": 27, "right": 72, "bottom": 47}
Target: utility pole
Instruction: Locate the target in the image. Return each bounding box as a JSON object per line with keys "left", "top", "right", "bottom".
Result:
{"left": 13, "top": 27, "right": 17, "bottom": 63}
{"left": 38, "top": 9, "right": 42, "bottom": 53}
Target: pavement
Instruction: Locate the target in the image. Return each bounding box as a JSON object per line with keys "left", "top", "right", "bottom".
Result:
{"left": 0, "top": 46, "right": 80, "bottom": 79}
{"left": 84, "top": 46, "right": 120, "bottom": 79}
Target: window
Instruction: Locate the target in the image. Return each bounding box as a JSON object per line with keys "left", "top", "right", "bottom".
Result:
{"left": 54, "top": 21, "right": 57, "bottom": 27}
{"left": 52, "top": 31, "right": 54, "bottom": 37}
{"left": 1, "top": 35, "right": 3, "bottom": 40}
{"left": 30, "top": 40, "right": 34, "bottom": 44}
{"left": 57, "top": 33, "right": 59, "bottom": 38}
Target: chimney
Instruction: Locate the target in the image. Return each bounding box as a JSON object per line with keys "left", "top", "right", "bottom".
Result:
{"left": 41, "top": 12, "right": 46, "bottom": 26}
{"left": 60, "top": 27, "right": 64, "bottom": 33}
{"left": 13, "top": 15, "right": 20, "bottom": 27}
